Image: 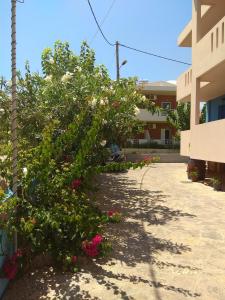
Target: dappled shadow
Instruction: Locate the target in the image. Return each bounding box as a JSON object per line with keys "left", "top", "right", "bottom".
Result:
{"left": 96, "top": 173, "right": 196, "bottom": 226}
{"left": 4, "top": 169, "right": 201, "bottom": 299}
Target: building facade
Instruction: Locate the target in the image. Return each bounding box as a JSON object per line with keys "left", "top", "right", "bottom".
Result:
{"left": 130, "top": 81, "right": 177, "bottom": 146}
{"left": 177, "top": 0, "right": 225, "bottom": 176}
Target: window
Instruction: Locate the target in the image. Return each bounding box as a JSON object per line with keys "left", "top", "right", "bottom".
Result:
{"left": 218, "top": 104, "right": 225, "bottom": 120}
{"left": 161, "top": 102, "right": 171, "bottom": 110}
{"left": 161, "top": 102, "right": 171, "bottom": 116}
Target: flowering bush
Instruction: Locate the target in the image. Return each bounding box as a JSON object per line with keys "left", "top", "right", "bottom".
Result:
{"left": 0, "top": 41, "right": 155, "bottom": 270}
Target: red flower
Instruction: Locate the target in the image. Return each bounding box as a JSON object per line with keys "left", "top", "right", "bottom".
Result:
{"left": 107, "top": 210, "right": 115, "bottom": 217}
{"left": 71, "top": 256, "right": 77, "bottom": 264}
{"left": 92, "top": 234, "right": 103, "bottom": 246}
{"left": 71, "top": 179, "right": 82, "bottom": 190}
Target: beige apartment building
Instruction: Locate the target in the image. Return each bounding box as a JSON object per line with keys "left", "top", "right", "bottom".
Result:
{"left": 177, "top": 0, "right": 225, "bottom": 178}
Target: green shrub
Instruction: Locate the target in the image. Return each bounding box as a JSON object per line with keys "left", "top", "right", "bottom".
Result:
{"left": 0, "top": 41, "right": 153, "bottom": 267}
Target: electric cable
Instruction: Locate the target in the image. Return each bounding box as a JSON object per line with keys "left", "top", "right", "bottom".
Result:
{"left": 90, "top": 0, "right": 116, "bottom": 45}
{"left": 86, "top": 0, "right": 191, "bottom": 65}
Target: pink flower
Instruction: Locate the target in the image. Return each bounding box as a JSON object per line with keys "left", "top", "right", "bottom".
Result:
{"left": 71, "top": 256, "right": 77, "bottom": 264}
{"left": 143, "top": 156, "right": 152, "bottom": 164}
{"left": 82, "top": 240, "right": 100, "bottom": 258}
{"left": 92, "top": 234, "right": 103, "bottom": 246}
{"left": 71, "top": 179, "right": 82, "bottom": 190}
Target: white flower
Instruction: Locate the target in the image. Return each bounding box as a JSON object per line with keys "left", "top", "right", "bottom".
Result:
{"left": 7, "top": 80, "right": 12, "bottom": 87}
{"left": 100, "top": 140, "right": 107, "bottom": 147}
{"left": 141, "top": 95, "right": 146, "bottom": 101}
{"left": 100, "top": 98, "right": 108, "bottom": 105}
{"left": 102, "top": 119, "right": 107, "bottom": 125}
{"left": 75, "top": 66, "right": 82, "bottom": 72}
{"left": 49, "top": 58, "right": 54, "bottom": 64}
{"left": 61, "top": 72, "right": 73, "bottom": 83}
{"left": 134, "top": 106, "right": 140, "bottom": 115}
{"left": 102, "top": 86, "right": 108, "bottom": 93}
{"left": 91, "top": 97, "right": 97, "bottom": 107}
{"left": 23, "top": 167, "right": 28, "bottom": 176}
{"left": 44, "top": 75, "right": 52, "bottom": 82}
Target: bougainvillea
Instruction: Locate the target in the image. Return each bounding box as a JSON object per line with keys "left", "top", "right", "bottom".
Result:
{"left": 0, "top": 41, "right": 155, "bottom": 270}
{"left": 82, "top": 234, "right": 103, "bottom": 257}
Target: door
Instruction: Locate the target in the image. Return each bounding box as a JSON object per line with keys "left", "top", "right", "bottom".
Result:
{"left": 165, "top": 129, "right": 171, "bottom": 144}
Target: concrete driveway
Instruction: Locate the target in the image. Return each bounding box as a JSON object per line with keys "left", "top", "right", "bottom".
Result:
{"left": 4, "top": 163, "right": 225, "bottom": 300}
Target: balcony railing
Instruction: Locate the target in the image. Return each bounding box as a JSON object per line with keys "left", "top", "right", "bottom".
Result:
{"left": 196, "top": 15, "right": 225, "bottom": 78}
{"left": 177, "top": 67, "right": 192, "bottom": 102}
{"left": 135, "top": 109, "right": 168, "bottom": 122}
{"left": 180, "top": 119, "right": 225, "bottom": 163}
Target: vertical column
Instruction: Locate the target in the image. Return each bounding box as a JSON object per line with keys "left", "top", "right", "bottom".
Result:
{"left": 193, "top": 0, "right": 201, "bottom": 43}
{"left": 191, "top": 0, "right": 201, "bottom": 129}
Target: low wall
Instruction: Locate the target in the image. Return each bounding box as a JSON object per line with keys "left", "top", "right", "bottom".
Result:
{"left": 124, "top": 148, "right": 188, "bottom": 163}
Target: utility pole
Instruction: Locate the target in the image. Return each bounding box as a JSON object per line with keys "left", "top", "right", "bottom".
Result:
{"left": 11, "top": 0, "right": 18, "bottom": 250}
{"left": 116, "top": 41, "right": 120, "bottom": 80}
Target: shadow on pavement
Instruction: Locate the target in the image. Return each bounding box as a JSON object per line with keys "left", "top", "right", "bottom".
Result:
{"left": 4, "top": 172, "right": 201, "bottom": 300}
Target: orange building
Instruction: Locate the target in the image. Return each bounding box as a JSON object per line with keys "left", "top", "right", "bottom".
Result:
{"left": 130, "top": 81, "right": 178, "bottom": 146}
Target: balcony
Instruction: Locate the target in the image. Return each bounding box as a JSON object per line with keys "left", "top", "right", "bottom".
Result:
{"left": 178, "top": 20, "right": 192, "bottom": 47}
{"left": 180, "top": 119, "right": 225, "bottom": 163}
{"left": 196, "top": 14, "right": 225, "bottom": 78}
{"left": 177, "top": 67, "right": 192, "bottom": 102}
{"left": 135, "top": 109, "right": 167, "bottom": 122}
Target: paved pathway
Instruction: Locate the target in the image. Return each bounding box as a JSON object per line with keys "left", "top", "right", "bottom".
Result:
{"left": 4, "top": 163, "right": 225, "bottom": 300}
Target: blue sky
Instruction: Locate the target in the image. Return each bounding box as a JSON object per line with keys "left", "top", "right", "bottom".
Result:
{"left": 0, "top": 0, "right": 192, "bottom": 81}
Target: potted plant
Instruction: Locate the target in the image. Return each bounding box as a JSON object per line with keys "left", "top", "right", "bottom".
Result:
{"left": 189, "top": 170, "right": 199, "bottom": 182}
{"left": 210, "top": 177, "right": 222, "bottom": 191}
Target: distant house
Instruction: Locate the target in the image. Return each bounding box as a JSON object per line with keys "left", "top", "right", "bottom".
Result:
{"left": 129, "top": 81, "right": 177, "bottom": 146}
{"left": 177, "top": 0, "right": 225, "bottom": 177}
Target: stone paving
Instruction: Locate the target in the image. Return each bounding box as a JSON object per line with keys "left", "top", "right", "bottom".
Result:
{"left": 4, "top": 163, "right": 225, "bottom": 300}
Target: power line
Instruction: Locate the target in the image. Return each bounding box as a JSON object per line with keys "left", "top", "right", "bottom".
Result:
{"left": 87, "top": 0, "right": 115, "bottom": 47}
{"left": 90, "top": 0, "right": 117, "bottom": 45}
{"left": 119, "top": 43, "right": 191, "bottom": 66}
{"left": 86, "top": 0, "right": 191, "bottom": 66}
